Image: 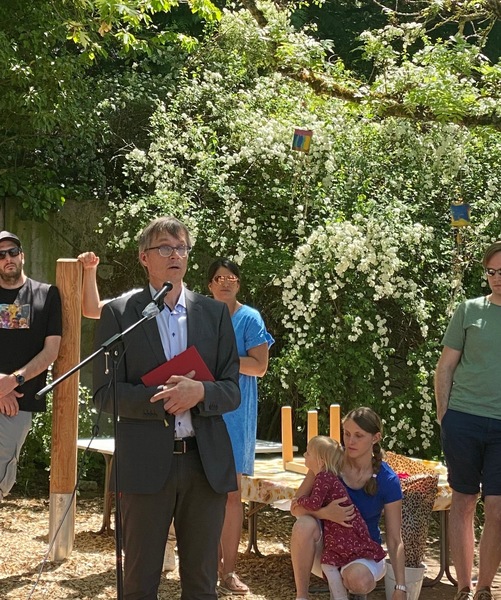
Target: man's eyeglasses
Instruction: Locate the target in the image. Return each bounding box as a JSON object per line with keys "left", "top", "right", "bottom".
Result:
{"left": 146, "top": 245, "right": 191, "bottom": 258}
{"left": 0, "top": 247, "right": 22, "bottom": 260}
{"left": 485, "top": 268, "right": 501, "bottom": 277}
{"left": 212, "top": 275, "right": 239, "bottom": 285}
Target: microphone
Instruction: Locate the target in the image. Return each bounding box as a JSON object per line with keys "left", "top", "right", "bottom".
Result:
{"left": 142, "top": 281, "right": 173, "bottom": 319}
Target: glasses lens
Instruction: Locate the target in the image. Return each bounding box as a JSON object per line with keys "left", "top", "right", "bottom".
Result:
{"left": 214, "top": 275, "right": 239, "bottom": 284}
{"left": 175, "top": 246, "right": 190, "bottom": 257}
{"left": 157, "top": 246, "right": 174, "bottom": 257}
{"left": 157, "top": 245, "right": 190, "bottom": 257}
{"left": 0, "top": 247, "right": 21, "bottom": 259}
{"left": 486, "top": 268, "right": 501, "bottom": 276}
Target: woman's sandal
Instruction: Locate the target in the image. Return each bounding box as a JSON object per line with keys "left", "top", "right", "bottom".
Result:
{"left": 219, "top": 572, "right": 249, "bottom": 595}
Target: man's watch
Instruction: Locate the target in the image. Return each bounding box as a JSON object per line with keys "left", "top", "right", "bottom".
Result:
{"left": 13, "top": 372, "right": 25, "bottom": 385}
{"left": 394, "top": 585, "right": 407, "bottom": 593}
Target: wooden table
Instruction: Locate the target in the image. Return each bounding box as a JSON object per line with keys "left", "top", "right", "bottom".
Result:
{"left": 77, "top": 439, "right": 455, "bottom": 587}
{"left": 240, "top": 455, "right": 455, "bottom": 587}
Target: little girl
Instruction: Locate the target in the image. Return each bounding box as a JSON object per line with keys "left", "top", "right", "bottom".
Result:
{"left": 292, "top": 435, "right": 386, "bottom": 600}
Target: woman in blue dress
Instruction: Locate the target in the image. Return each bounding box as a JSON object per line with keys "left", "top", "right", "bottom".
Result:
{"left": 208, "top": 258, "right": 275, "bottom": 595}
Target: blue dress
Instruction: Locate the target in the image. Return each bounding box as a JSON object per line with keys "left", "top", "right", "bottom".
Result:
{"left": 223, "top": 304, "right": 274, "bottom": 475}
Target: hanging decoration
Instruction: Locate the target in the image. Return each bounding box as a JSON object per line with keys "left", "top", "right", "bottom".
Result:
{"left": 450, "top": 200, "right": 471, "bottom": 228}
{"left": 448, "top": 196, "right": 471, "bottom": 311}
{"left": 290, "top": 127, "right": 314, "bottom": 218}
{"left": 450, "top": 198, "right": 471, "bottom": 248}
{"left": 291, "top": 128, "right": 313, "bottom": 153}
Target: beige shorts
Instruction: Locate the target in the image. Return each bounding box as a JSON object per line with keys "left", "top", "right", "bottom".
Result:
{"left": 0, "top": 411, "right": 32, "bottom": 500}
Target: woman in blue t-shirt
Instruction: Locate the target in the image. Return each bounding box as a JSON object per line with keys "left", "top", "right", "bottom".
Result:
{"left": 290, "top": 407, "right": 406, "bottom": 600}
{"left": 207, "top": 258, "right": 274, "bottom": 596}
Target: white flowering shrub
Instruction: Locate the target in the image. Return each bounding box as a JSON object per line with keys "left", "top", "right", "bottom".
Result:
{"left": 98, "top": 7, "right": 501, "bottom": 456}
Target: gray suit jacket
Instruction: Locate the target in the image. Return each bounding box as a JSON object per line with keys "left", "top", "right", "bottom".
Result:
{"left": 93, "top": 287, "right": 241, "bottom": 494}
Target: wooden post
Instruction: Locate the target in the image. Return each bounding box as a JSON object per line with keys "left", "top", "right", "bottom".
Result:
{"left": 48, "top": 259, "right": 82, "bottom": 560}
{"left": 281, "top": 406, "right": 294, "bottom": 468}
{"left": 330, "top": 403, "right": 341, "bottom": 442}
{"left": 307, "top": 410, "right": 318, "bottom": 442}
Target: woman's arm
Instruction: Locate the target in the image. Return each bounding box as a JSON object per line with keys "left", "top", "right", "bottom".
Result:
{"left": 383, "top": 499, "right": 406, "bottom": 600}
{"left": 78, "top": 252, "right": 106, "bottom": 319}
{"left": 239, "top": 342, "right": 269, "bottom": 377}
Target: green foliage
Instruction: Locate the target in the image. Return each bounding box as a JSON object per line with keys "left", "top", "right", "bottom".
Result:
{"left": 0, "top": 3, "right": 87, "bottom": 217}
{"left": 3, "top": 0, "right": 501, "bottom": 222}
{"left": 65, "top": 0, "right": 221, "bottom": 58}
{"left": 6, "top": 0, "right": 501, "bottom": 460}
{"left": 92, "top": 5, "right": 501, "bottom": 458}
{"left": 0, "top": 0, "right": 207, "bottom": 221}
{"left": 359, "top": 29, "right": 500, "bottom": 122}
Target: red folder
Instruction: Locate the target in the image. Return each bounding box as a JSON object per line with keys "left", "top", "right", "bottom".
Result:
{"left": 141, "top": 345, "right": 215, "bottom": 386}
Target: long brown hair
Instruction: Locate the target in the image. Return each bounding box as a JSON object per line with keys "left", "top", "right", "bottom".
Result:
{"left": 342, "top": 407, "right": 384, "bottom": 496}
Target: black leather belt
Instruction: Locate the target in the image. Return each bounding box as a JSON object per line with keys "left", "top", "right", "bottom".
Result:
{"left": 173, "top": 437, "right": 197, "bottom": 454}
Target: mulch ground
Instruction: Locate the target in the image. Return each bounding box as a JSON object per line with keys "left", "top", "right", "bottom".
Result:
{"left": 0, "top": 491, "right": 498, "bottom": 600}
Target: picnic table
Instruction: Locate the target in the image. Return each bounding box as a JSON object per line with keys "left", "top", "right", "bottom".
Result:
{"left": 77, "top": 438, "right": 454, "bottom": 587}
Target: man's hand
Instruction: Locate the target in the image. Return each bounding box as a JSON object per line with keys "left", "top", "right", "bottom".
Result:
{"left": 150, "top": 370, "right": 204, "bottom": 415}
{"left": 0, "top": 390, "right": 23, "bottom": 416}
{"left": 0, "top": 373, "right": 17, "bottom": 398}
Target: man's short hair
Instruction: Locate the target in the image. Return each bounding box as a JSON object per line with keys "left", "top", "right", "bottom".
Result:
{"left": 482, "top": 240, "right": 501, "bottom": 268}
{"left": 138, "top": 217, "right": 192, "bottom": 254}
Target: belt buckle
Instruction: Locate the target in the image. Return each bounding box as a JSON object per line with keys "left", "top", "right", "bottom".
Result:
{"left": 173, "top": 439, "right": 186, "bottom": 455}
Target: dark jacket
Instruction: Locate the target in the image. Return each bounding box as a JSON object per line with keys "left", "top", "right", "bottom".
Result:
{"left": 93, "top": 286, "right": 240, "bottom": 494}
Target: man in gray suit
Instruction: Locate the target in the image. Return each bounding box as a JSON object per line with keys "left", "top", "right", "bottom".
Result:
{"left": 93, "top": 216, "right": 240, "bottom": 600}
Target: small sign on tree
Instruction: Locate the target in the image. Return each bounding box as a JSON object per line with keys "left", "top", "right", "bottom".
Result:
{"left": 292, "top": 127, "right": 313, "bottom": 153}
{"left": 450, "top": 200, "right": 471, "bottom": 228}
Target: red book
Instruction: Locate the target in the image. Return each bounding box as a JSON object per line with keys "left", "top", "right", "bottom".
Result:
{"left": 141, "top": 345, "right": 215, "bottom": 386}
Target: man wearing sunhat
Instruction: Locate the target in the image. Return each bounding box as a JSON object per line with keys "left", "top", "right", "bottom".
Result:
{"left": 0, "top": 231, "right": 62, "bottom": 500}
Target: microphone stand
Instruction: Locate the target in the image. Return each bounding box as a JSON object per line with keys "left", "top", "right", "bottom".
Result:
{"left": 36, "top": 282, "right": 172, "bottom": 600}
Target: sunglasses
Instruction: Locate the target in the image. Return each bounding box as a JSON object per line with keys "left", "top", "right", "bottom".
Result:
{"left": 0, "top": 247, "right": 22, "bottom": 260}
{"left": 212, "top": 275, "right": 239, "bottom": 285}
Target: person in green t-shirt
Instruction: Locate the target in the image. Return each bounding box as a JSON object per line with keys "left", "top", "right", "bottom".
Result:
{"left": 435, "top": 240, "right": 501, "bottom": 600}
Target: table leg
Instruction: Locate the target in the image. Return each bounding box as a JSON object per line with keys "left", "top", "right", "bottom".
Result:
{"left": 423, "top": 510, "right": 457, "bottom": 587}
{"left": 244, "top": 501, "right": 265, "bottom": 557}
{"left": 97, "top": 454, "right": 114, "bottom": 535}
{"left": 441, "top": 509, "right": 457, "bottom": 585}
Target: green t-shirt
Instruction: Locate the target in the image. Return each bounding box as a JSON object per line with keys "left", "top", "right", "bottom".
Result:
{"left": 442, "top": 296, "right": 501, "bottom": 419}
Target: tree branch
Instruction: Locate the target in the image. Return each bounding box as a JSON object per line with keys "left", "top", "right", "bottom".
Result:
{"left": 239, "top": 0, "right": 501, "bottom": 130}
{"left": 281, "top": 66, "right": 501, "bottom": 130}
{"left": 240, "top": 0, "right": 269, "bottom": 27}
